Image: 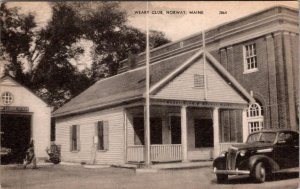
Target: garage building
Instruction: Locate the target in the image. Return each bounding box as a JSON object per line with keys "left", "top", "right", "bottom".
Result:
{"left": 0, "top": 76, "right": 51, "bottom": 164}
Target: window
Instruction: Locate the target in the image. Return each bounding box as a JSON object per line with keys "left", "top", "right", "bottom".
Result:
{"left": 70, "top": 125, "right": 80, "bottom": 151}
{"left": 1, "top": 92, "right": 13, "bottom": 105}
{"left": 194, "top": 74, "right": 205, "bottom": 88}
{"left": 247, "top": 103, "right": 264, "bottom": 133}
{"left": 243, "top": 44, "right": 258, "bottom": 73}
{"left": 96, "top": 121, "right": 109, "bottom": 150}
{"left": 220, "top": 110, "right": 243, "bottom": 143}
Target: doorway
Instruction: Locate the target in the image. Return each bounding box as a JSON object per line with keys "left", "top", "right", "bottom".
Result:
{"left": 170, "top": 116, "right": 181, "bottom": 144}
{"left": 194, "top": 119, "right": 213, "bottom": 148}
{"left": 1, "top": 114, "right": 31, "bottom": 164}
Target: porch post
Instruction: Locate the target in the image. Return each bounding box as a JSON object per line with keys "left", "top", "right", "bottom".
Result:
{"left": 181, "top": 106, "right": 188, "bottom": 162}
{"left": 213, "top": 107, "right": 220, "bottom": 158}
{"left": 123, "top": 110, "right": 128, "bottom": 163}
{"left": 242, "top": 108, "right": 248, "bottom": 142}
{"left": 144, "top": 105, "right": 151, "bottom": 166}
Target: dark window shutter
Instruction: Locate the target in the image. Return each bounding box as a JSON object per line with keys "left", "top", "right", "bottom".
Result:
{"left": 103, "top": 121, "right": 109, "bottom": 150}
{"left": 97, "top": 121, "right": 104, "bottom": 150}
{"left": 70, "top": 125, "right": 73, "bottom": 151}
{"left": 77, "top": 125, "right": 80, "bottom": 151}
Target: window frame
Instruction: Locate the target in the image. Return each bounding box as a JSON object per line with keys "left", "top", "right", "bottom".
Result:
{"left": 247, "top": 103, "right": 264, "bottom": 133}
{"left": 193, "top": 74, "right": 206, "bottom": 89}
{"left": 1, "top": 91, "right": 14, "bottom": 105}
{"left": 243, "top": 43, "right": 258, "bottom": 74}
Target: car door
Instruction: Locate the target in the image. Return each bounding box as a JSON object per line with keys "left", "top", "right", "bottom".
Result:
{"left": 288, "top": 132, "right": 299, "bottom": 168}
{"left": 274, "top": 132, "right": 299, "bottom": 169}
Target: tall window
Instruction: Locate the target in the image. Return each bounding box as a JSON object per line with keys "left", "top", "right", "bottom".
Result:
{"left": 247, "top": 103, "right": 264, "bottom": 133}
{"left": 70, "top": 125, "right": 80, "bottom": 151}
{"left": 220, "top": 110, "right": 243, "bottom": 143}
{"left": 243, "top": 44, "right": 257, "bottom": 73}
{"left": 96, "top": 121, "right": 109, "bottom": 150}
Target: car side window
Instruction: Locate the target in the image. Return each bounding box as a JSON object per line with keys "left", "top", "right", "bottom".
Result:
{"left": 278, "top": 133, "right": 285, "bottom": 142}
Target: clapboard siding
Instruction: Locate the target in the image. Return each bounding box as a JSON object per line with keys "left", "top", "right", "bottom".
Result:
{"left": 56, "top": 107, "right": 125, "bottom": 164}
{"left": 154, "top": 58, "right": 247, "bottom": 104}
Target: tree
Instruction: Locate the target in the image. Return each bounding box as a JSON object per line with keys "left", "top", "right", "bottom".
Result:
{"left": 1, "top": 2, "right": 171, "bottom": 109}
{"left": 31, "top": 3, "right": 88, "bottom": 108}
{"left": 0, "top": 3, "right": 36, "bottom": 86}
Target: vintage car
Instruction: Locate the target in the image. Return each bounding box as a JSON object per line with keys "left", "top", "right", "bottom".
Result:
{"left": 213, "top": 129, "right": 299, "bottom": 183}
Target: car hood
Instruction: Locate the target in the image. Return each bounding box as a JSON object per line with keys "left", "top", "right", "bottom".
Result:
{"left": 231, "top": 142, "right": 274, "bottom": 150}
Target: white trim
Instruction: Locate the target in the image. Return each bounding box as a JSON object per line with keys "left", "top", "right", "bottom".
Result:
{"left": 243, "top": 44, "right": 258, "bottom": 73}
{"left": 243, "top": 68, "right": 259, "bottom": 74}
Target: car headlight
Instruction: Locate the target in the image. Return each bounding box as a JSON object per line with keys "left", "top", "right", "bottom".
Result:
{"left": 240, "top": 150, "right": 247, "bottom": 156}
{"left": 220, "top": 151, "right": 227, "bottom": 157}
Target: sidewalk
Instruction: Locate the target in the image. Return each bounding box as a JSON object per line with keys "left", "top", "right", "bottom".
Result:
{"left": 114, "top": 161, "right": 213, "bottom": 173}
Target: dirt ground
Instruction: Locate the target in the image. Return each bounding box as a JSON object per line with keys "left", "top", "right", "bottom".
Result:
{"left": 0, "top": 164, "right": 299, "bottom": 189}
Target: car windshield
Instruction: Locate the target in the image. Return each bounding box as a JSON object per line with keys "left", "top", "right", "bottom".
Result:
{"left": 247, "top": 132, "right": 276, "bottom": 144}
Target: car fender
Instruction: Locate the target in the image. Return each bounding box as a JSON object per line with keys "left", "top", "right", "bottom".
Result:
{"left": 213, "top": 156, "right": 227, "bottom": 170}
{"left": 249, "top": 155, "right": 280, "bottom": 173}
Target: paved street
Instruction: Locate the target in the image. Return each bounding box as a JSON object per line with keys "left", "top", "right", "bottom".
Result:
{"left": 1, "top": 164, "right": 299, "bottom": 189}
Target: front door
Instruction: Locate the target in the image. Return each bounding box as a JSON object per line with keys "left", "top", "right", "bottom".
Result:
{"left": 194, "top": 119, "right": 213, "bottom": 148}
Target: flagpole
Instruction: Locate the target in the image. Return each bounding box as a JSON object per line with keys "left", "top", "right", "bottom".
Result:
{"left": 202, "top": 23, "right": 207, "bottom": 100}
{"left": 144, "top": 1, "right": 151, "bottom": 166}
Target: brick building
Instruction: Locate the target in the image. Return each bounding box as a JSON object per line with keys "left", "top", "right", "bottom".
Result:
{"left": 119, "top": 6, "right": 299, "bottom": 132}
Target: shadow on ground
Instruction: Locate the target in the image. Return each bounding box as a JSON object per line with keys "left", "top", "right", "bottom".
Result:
{"left": 211, "top": 171, "right": 299, "bottom": 185}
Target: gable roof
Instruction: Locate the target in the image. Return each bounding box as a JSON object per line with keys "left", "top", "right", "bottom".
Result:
{"left": 52, "top": 49, "right": 199, "bottom": 117}
{"left": 0, "top": 75, "right": 49, "bottom": 106}
{"left": 53, "top": 49, "right": 254, "bottom": 118}
{"left": 150, "top": 50, "right": 255, "bottom": 104}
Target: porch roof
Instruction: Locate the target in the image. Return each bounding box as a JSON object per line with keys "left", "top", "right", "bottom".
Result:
{"left": 53, "top": 50, "right": 254, "bottom": 118}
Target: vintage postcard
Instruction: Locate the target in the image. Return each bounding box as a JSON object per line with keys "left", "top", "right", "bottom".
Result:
{"left": 0, "top": 1, "right": 299, "bottom": 188}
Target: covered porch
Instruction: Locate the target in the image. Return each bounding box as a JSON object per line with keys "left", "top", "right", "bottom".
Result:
{"left": 124, "top": 99, "right": 248, "bottom": 163}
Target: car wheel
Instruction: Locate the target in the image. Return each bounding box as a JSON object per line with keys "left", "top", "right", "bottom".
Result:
{"left": 253, "top": 162, "right": 266, "bottom": 183}
{"left": 216, "top": 174, "right": 228, "bottom": 183}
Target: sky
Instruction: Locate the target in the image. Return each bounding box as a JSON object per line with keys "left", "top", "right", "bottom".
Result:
{"left": 5, "top": 1, "right": 299, "bottom": 70}
{"left": 7, "top": 1, "right": 298, "bottom": 41}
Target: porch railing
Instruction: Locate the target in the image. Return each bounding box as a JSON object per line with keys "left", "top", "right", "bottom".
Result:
{"left": 127, "top": 144, "right": 182, "bottom": 162}
{"left": 127, "top": 145, "right": 144, "bottom": 162}
{"left": 151, "top": 144, "right": 182, "bottom": 162}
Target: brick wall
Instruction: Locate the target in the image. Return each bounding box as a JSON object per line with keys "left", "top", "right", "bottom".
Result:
{"left": 211, "top": 32, "right": 298, "bottom": 130}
